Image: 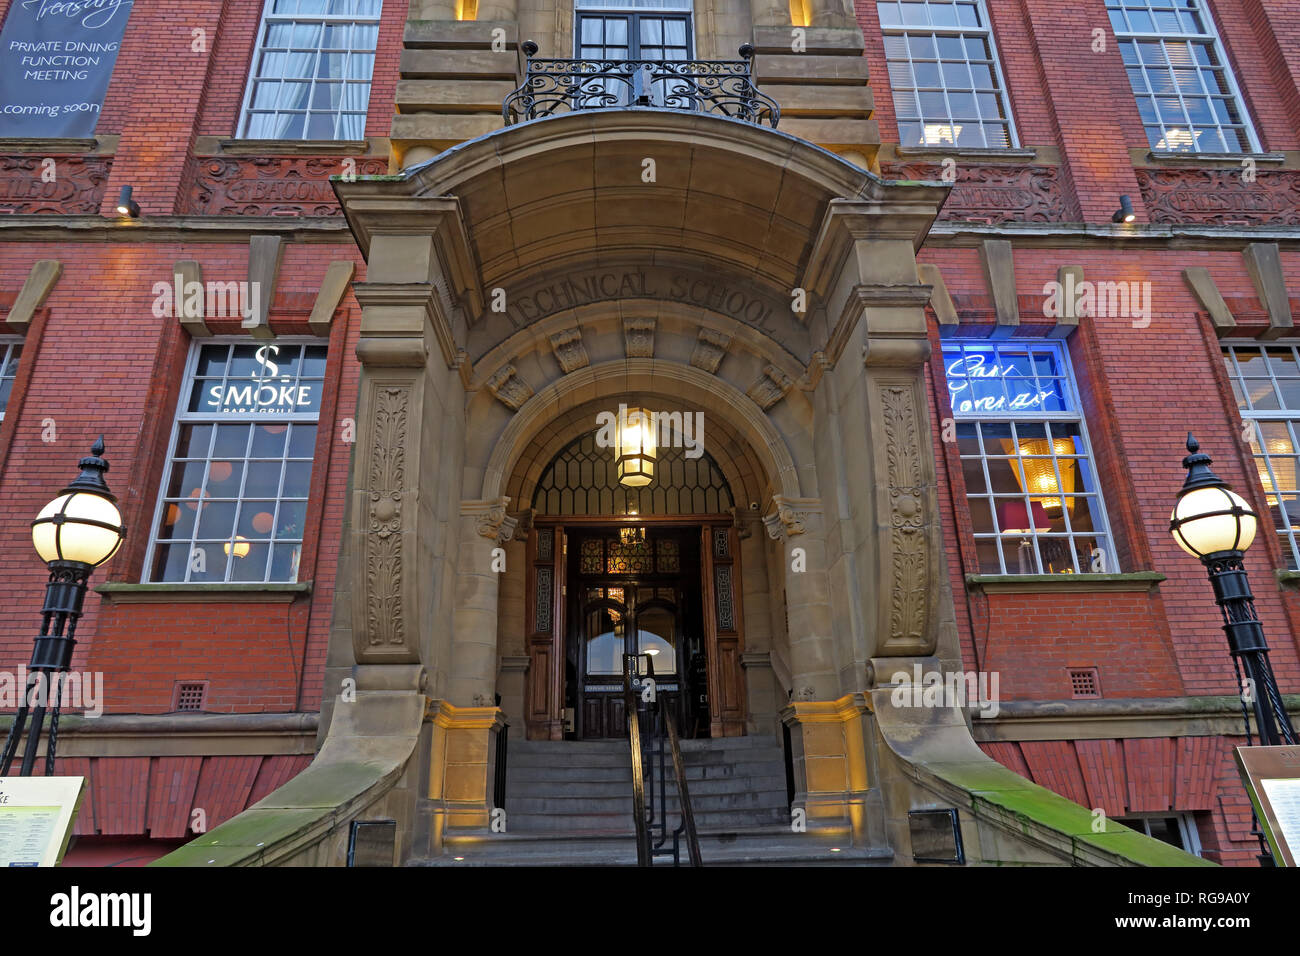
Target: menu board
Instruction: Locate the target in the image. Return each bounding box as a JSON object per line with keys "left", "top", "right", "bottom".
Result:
{"left": 0, "top": 776, "right": 84, "bottom": 867}
{"left": 0, "top": 0, "right": 134, "bottom": 138}
{"left": 1235, "top": 746, "right": 1300, "bottom": 867}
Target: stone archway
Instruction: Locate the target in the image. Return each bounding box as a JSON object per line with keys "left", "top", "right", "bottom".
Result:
{"left": 327, "top": 108, "right": 954, "bottom": 850}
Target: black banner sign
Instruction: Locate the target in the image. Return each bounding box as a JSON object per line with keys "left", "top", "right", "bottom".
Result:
{"left": 0, "top": 0, "right": 134, "bottom": 138}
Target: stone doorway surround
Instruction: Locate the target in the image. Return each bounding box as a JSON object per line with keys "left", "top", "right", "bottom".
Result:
{"left": 316, "top": 108, "right": 957, "bottom": 856}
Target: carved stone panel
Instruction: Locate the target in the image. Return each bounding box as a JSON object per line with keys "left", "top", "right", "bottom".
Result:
{"left": 623, "top": 317, "right": 655, "bottom": 357}
{"left": 1136, "top": 168, "right": 1300, "bottom": 226}
{"left": 548, "top": 327, "right": 589, "bottom": 373}
{"left": 0, "top": 156, "right": 111, "bottom": 214}
{"left": 881, "top": 162, "right": 1069, "bottom": 223}
{"left": 186, "top": 156, "right": 387, "bottom": 216}
{"left": 362, "top": 384, "right": 409, "bottom": 656}
{"left": 747, "top": 364, "right": 793, "bottom": 410}
{"left": 690, "top": 328, "right": 732, "bottom": 374}
{"left": 879, "top": 384, "right": 930, "bottom": 652}
{"left": 486, "top": 364, "right": 533, "bottom": 410}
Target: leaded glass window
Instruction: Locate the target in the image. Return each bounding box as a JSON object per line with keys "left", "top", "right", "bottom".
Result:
{"left": 533, "top": 432, "right": 734, "bottom": 516}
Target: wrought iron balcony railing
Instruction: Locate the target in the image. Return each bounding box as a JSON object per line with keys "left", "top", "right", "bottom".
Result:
{"left": 503, "top": 41, "right": 780, "bottom": 129}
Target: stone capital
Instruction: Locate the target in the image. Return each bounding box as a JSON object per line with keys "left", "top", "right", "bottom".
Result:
{"left": 763, "top": 495, "right": 823, "bottom": 540}
{"left": 462, "top": 497, "right": 517, "bottom": 544}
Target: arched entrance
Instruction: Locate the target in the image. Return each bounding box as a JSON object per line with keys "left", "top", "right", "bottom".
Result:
{"left": 517, "top": 429, "right": 747, "bottom": 740}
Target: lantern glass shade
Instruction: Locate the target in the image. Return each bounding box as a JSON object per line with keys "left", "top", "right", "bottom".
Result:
{"left": 616, "top": 407, "right": 657, "bottom": 488}
{"left": 1002, "top": 437, "right": 1077, "bottom": 512}
{"left": 32, "top": 492, "right": 125, "bottom": 566}
{"left": 1170, "top": 485, "right": 1258, "bottom": 558}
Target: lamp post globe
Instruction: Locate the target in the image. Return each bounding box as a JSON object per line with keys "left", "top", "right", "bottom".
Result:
{"left": 1169, "top": 434, "right": 1294, "bottom": 752}
{"left": 1, "top": 438, "right": 126, "bottom": 777}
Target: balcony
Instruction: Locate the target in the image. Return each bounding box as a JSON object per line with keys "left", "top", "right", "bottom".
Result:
{"left": 503, "top": 41, "right": 780, "bottom": 129}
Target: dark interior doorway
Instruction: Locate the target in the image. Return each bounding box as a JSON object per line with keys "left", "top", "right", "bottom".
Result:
{"left": 563, "top": 525, "right": 708, "bottom": 739}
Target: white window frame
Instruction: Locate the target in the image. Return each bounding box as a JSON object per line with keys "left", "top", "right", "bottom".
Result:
{"left": 1116, "top": 812, "right": 1203, "bottom": 856}
{"left": 143, "top": 336, "right": 327, "bottom": 584}
{"left": 0, "top": 337, "right": 22, "bottom": 422}
{"left": 236, "top": 0, "right": 383, "bottom": 142}
{"left": 944, "top": 339, "right": 1118, "bottom": 576}
{"left": 876, "top": 0, "right": 1021, "bottom": 150}
{"left": 1106, "top": 0, "right": 1261, "bottom": 154}
{"left": 1223, "top": 339, "right": 1300, "bottom": 569}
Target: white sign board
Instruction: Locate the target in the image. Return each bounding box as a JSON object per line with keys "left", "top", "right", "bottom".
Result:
{"left": 0, "top": 776, "right": 85, "bottom": 867}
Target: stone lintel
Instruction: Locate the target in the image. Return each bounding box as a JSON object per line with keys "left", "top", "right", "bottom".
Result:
{"left": 173, "top": 259, "right": 210, "bottom": 338}
{"left": 6, "top": 259, "right": 62, "bottom": 333}
{"left": 1051, "top": 265, "right": 1084, "bottom": 337}
{"left": 979, "top": 239, "right": 1018, "bottom": 329}
{"left": 243, "top": 234, "right": 283, "bottom": 340}
{"left": 1183, "top": 267, "right": 1236, "bottom": 333}
{"left": 308, "top": 260, "right": 356, "bottom": 336}
{"left": 750, "top": 25, "right": 866, "bottom": 55}
{"left": 917, "top": 263, "right": 957, "bottom": 334}
{"left": 1243, "top": 242, "right": 1294, "bottom": 338}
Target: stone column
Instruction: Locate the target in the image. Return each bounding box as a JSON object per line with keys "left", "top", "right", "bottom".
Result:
{"left": 763, "top": 496, "right": 838, "bottom": 700}
{"left": 448, "top": 498, "right": 517, "bottom": 706}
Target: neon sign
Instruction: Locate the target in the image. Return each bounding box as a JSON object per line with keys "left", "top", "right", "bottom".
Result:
{"left": 943, "top": 348, "right": 1065, "bottom": 414}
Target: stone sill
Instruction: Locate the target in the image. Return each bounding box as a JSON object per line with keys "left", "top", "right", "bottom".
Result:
{"left": 966, "top": 571, "right": 1165, "bottom": 594}
{"left": 894, "top": 146, "right": 1038, "bottom": 162}
{"left": 0, "top": 136, "right": 112, "bottom": 154}
{"left": 215, "top": 138, "right": 369, "bottom": 156}
{"left": 96, "top": 581, "right": 312, "bottom": 603}
{"left": 1146, "top": 150, "right": 1286, "bottom": 166}
{"left": 1278, "top": 569, "right": 1300, "bottom": 589}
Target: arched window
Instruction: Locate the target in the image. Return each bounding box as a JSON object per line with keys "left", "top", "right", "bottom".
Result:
{"left": 533, "top": 431, "right": 735, "bottom": 516}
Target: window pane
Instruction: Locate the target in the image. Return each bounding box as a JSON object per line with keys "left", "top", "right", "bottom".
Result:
{"left": 149, "top": 341, "right": 326, "bottom": 582}
{"left": 944, "top": 341, "right": 1114, "bottom": 574}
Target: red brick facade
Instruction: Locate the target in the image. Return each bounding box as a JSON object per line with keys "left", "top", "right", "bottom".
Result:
{"left": 0, "top": 0, "right": 1297, "bottom": 866}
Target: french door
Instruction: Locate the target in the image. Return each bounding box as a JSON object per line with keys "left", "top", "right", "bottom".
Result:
{"left": 575, "top": 12, "right": 692, "bottom": 108}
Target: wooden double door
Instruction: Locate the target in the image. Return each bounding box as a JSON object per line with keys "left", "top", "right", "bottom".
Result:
{"left": 575, "top": 580, "right": 688, "bottom": 739}
{"left": 524, "top": 520, "right": 746, "bottom": 741}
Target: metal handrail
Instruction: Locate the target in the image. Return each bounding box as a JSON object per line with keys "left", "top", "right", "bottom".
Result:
{"left": 623, "top": 654, "right": 652, "bottom": 866}
{"left": 504, "top": 40, "right": 780, "bottom": 128}
{"left": 663, "top": 703, "right": 703, "bottom": 866}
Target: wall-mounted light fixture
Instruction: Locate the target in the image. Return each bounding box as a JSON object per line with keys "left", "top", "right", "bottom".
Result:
{"left": 116, "top": 185, "right": 140, "bottom": 218}
{"left": 1111, "top": 195, "right": 1136, "bottom": 224}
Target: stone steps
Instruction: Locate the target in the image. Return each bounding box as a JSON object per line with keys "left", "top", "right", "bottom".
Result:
{"left": 414, "top": 826, "right": 891, "bottom": 867}
{"left": 413, "top": 735, "right": 885, "bottom": 866}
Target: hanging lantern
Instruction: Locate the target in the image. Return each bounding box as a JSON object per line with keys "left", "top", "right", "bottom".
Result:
{"left": 1002, "top": 437, "right": 1077, "bottom": 513}
{"left": 616, "top": 406, "right": 656, "bottom": 488}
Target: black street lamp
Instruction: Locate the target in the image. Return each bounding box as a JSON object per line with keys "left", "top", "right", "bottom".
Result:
{"left": 1170, "top": 434, "right": 1296, "bottom": 748}
{"left": 0, "top": 438, "right": 126, "bottom": 776}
